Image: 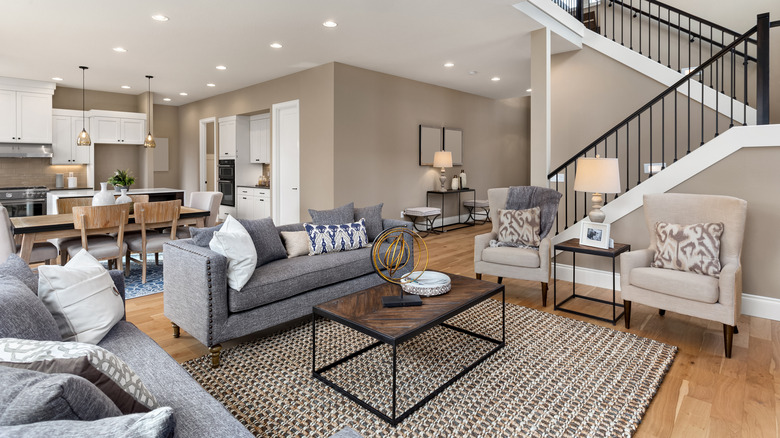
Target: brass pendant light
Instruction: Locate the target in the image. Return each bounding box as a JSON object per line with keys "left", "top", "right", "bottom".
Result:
{"left": 143, "top": 75, "right": 156, "bottom": 148}
{"left": 76, "top": 66, "right": 91, "bottom": 146}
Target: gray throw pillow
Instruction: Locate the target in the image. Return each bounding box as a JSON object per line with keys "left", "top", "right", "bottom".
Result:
{"left": 308, "top": 202, "right": 354, "bottom": 225}
{"left": 238, "top": 218, "right": 288, "bottom": 267}
{"left": 189, "top": 223, "right": 223, "bottom": 247}
{"left": 0, "top": 366, "right": 122, "bottom": 425}
{"left": 354, "top": 203, "right": 384, "bottom": 242}
{"left": 0, "top": 254, "right": 39, "bottom": 295}
{"left": 0, "top": 276, "right": 61, "bottom": 341}
{"left": 0, "top": 406, "right": 175, "bottom": 438}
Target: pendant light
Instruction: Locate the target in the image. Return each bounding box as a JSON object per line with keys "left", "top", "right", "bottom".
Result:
{"left": 143, "top": 75, "right": 156, "bottom": 148}
{"left": 76, "top": 66, "right": 91, "bottom": 146}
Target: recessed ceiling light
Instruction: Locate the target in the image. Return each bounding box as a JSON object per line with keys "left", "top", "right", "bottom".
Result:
{"left": 151, "top": 14, "right": 169, "bottom": 22}
{"left": 163, "top": 98, "right": 171, "bottom": 102}
{"left": 323, "top": 20, "right": 337, "bottom": 28}
{"left": 270, "top": 42, "right": 283, "bottom": 49}
{"left": 444, "top": 62, "right": 455, "bottom": 68}
{"left": 179, "top": 92, "right": 188, "bottom": 96}
{"left": 113, "top": 47, "right": 127, "bottom": 53}
{"left": 491, "top": 77, "right": 501, "bottom": 82}
{"left": 216, "top": 65, "right": 227, "bottom": 70}
{"left": 52, "top": 77, "right": 63, "bottom": 81}
{"left": 526, "top": 88, "right": 532, "bottom": 92}
{"left": 121, "top": 85, "right": 131, "bottom": 89}
{"left": 468, "top": 70, "right": 478, "bottom": 75}
{"left": 206, "top": 83, "right": 215, "bottom": 87}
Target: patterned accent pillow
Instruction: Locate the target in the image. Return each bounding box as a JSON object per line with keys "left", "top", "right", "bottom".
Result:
{"left": 651, "top": 221, "right": 724, "bottom": 277}
{"left": 497, "top": 207, "right": 541, "bottom": 247}
{"left": 0, "top": 338, "right": 159, "bottom": 414}
{"left": 304, "top": 219, "right": 369, "bottom": 256}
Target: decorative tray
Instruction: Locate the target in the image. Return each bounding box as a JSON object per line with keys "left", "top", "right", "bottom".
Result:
{"left": 401, "top": 271, "right": 451, "bottom": 296}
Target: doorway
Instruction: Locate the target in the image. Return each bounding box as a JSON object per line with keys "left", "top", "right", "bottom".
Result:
{"left": 199, "top": 117, "right": 217, "bottom": 192}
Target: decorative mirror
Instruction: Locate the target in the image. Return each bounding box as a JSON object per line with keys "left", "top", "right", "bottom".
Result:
{"left": 443, "top": 127, "right": 463, "bottom": 166}
{"left": 419, "top": 125, "right": 441, "bottom": 166}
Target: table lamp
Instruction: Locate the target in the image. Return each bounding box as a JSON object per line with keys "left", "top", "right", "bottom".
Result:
{"left": 433, "top": 151, "right": 453, "bottom": 192}
{"left": 573, "top": 156, "right": 621, "bottom": 223}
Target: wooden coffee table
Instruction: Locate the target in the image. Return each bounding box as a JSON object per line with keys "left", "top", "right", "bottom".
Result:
{"left": 312, "top": 273, "right": 505, "bottom": 425}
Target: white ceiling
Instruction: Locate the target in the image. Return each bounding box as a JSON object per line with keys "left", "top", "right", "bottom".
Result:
{"left": 0, "top": 0, "right": 545, "bottom": 106}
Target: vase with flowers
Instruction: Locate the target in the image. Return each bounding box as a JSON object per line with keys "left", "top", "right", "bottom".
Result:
{"left": 108, "top": 169, "right": 135, "bottom": 193}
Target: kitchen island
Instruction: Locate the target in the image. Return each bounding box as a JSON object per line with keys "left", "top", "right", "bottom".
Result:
{"left": 47, "top": 188, "right": 186, "bottom": 214}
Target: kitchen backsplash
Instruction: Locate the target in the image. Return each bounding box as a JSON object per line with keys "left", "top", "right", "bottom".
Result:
{"left": 0, "top": 158, "right": 87, "bottom": 188}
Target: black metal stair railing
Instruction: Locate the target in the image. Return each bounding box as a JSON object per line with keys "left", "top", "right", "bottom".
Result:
{"left": 547, "top": 14, "right": 773, "bottom": 233}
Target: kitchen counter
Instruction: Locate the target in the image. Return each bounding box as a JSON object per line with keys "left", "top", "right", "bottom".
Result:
{"left": 47, "top": 188, "right": 186, "bottom": 214}
{"left": 48, "top": 186, "right": 93, "bottom": 191}
{"left": 237, "top": 184, "right": 270, "bottom": 189}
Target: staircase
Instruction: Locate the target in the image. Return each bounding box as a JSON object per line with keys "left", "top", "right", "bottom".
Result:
{"left": 546, "top": 0, "right": 775, "bottom": 234}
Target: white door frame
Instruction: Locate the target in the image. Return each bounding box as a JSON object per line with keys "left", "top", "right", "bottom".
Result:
{"left": 271, "top": 100, "right": 300, "bottom": 224}
{"left": 198, "top": 117, "right": 216, "bottom": 192}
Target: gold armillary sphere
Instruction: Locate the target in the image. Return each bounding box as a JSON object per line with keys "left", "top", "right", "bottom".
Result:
{"left": 370, "top": 227, "right": 428, "bottom": 284}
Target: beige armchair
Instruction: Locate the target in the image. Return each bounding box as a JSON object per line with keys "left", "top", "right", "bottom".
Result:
{"left": 474, "top": 187, "right": 561, "bottom": 306}
{"left": 620, "top": 193, "right": 747, "bottom": 358}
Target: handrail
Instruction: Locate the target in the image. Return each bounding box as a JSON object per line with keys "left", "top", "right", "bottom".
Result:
{"left": 548, "top": 24, "right": 757, "bottom": 177}
{"left": 619, "top": 0, "right": 743, "bottom": 39}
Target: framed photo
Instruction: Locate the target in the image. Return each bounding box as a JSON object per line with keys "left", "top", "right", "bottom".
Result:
{"left": 419, "top": 125, "right": 442, "bottom": 166}
{"left": 579, "top": 221, "right": 610, "bottom": 249}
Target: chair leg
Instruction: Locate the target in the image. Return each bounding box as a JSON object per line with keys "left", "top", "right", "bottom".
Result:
{"left": 476, "top": 273, "right": 482, "bottom": 280}
{"left": 659, "top": 309, "right": 666, "bottom": 316}
{"left": 60, "top": 249, "right": 68, "bottom": 266}
{"left": 497, "top": 277, "right": 503, "bottom": 284}
{"left": 172, "top": 322, "right": 180, "bottom": 338}
{"left": 723, "top": 324, "right": 735, "bottom": 358}
{"left": 155, "top": 253, "right": 159, "bottom": 265}
{"left": 142, "top": 251, "right": 147, "bottom": 284}
{"left": 116, "top": 252, "right": 123, "bottom": 273}
{"left": 125, "top": 251, "right": 131, "bottom": 276}
{"left": 734, "top": 325, "right": 739, "bottom": 334}
{"left": 541, "top": 282, "right": 548, "bottom": 307}
{"left": 209, "top": 344, "right": 222, "bottom": 368}
{"left": 624, "top": 300, "right": 632, "bottom": 329}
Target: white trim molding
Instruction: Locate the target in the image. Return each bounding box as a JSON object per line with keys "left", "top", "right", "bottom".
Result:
{"left": 741, "top": 294, "right": 780, "bottom": 322}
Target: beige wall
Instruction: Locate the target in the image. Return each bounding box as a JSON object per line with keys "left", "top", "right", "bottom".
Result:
{"left": 332, "top": 63, "right": 530, "bottom": 221}
{"left": 177, "top": 63, "right": 335, "bottom": 219}
{"left": 53, "top": 86, "right": 140, "bottom": 113}
{"left": 153, "top": 104, "right": 179, "bottom": 188}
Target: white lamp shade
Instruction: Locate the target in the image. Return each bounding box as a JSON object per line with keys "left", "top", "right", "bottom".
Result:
{"left": 433, "top": 151, "right": 453, "bottom": 168}
{"left": 573, "top": 157, "right": 622, "bottom": 194}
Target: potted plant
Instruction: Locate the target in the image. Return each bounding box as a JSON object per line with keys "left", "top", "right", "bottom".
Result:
{"left": 108, "top": 169, "right": 136, "bottom": 192}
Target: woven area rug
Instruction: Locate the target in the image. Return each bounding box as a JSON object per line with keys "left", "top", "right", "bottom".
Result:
{"left": 182, "top": 300, "right": 677, "bottom": 437}
{"left": 102, "top": 253, "right": 163, "bottom": 299}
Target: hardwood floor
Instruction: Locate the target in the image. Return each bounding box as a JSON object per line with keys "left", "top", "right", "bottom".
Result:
{"left": 126, "top": 222, "right": 780, "bottom": 437}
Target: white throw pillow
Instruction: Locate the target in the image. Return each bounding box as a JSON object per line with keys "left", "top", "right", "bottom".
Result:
{"left": 37, "top": 249, "right": 124, "bottom": 344}
{"left": 209, "top": 215, "right": 258, "bottom": 291}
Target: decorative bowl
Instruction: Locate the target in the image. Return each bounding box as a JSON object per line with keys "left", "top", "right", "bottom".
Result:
{"left": 401, "top": 271, "right": 451, "bottom": 296}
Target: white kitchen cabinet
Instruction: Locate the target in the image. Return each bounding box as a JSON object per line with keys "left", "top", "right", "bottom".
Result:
{"left": 236, "top": 187, "right": 270, "bottom": 220}
{"left": 218, "top": 115, "right": 248, "bottom": 159}
{"left": 90, "top": 110, "right": 146, "bottom": 144}
{"left": 0, "top": 90, "right": 52, "bottom": 144}
{"left": 51, "top": 111, "right": 91, "bottom": 164}
{"left": 249, "top": 114, "right": 270, "bottom": 164}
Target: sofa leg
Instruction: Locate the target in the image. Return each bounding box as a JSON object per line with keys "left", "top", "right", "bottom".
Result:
{"left": 659, "top": 309, "right": 666, "bottom": 316}
{"left": 624, "top": 300, "right": 632, "bottom": 329}
{"left": 541, "top": 282, "right": 548, "bottom": 307}
{"left": 734, "top": 325, "right": 739, "bottom": 334}
{"left": 476, "top": 273, "right": 482, "bottom": 280}
{"left": 723, "top": 325, "right": 734, "bottom": 358}
{"left": 209, "top": 344, "right": 222, "bottom": 368}
{"left": 172, "top": 322, "right": 180, "bottom": 338}
{"left": 497, "top": 276, "right": 503, "bottom": 284}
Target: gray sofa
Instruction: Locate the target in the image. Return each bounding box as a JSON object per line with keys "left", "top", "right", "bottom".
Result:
{"left": 0, "top": 266, "right": 251, "bottom": 437}
{"left": 163, "top": 218, "right": 411, "bottom": 367}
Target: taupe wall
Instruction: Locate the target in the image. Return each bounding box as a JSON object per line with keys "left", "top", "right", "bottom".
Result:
{"left": 177, "top": 63, "right": 335, "bottom": 219}
{"left": 153, "top": 104, "right": 179, "bottom": 188}
{"left": 53, "top": 86, "right": 140, "bottom": 113}
{"left": 332, "top": 63, "right": 530, "bottom": 221}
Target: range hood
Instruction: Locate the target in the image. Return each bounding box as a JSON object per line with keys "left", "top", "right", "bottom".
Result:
{"left": 0, "top": 143, "right": 53, "bottom": 158}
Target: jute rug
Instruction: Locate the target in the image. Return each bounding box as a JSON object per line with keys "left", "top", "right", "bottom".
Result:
{"left": 182, "top": 300, "right": 676, "bottom": 437}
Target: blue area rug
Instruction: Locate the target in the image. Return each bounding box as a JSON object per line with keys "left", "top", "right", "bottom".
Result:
{"left": 102, "top": 253, "right": 164, "bottom": 300}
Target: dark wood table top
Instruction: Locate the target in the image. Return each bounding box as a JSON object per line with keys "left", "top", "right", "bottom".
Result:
{"left": 554, "top": 238, "right": 631, "bottom": 257}
{"left": 314, "top": 273, "right": 504, "bottom": 345}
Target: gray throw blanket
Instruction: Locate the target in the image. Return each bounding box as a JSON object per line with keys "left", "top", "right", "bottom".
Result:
{"left": 505, "top": 186, "right": 563, "bottom": 239}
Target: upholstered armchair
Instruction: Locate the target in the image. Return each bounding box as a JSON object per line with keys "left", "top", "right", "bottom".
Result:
{"left": 474, "top": 187, "right": 562, "bottom": 306}
{"left": 620, "top": 193, "right": 747, "bottom": 358}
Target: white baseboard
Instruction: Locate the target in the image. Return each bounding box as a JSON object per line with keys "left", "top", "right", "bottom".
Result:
{"left": 554, "top": 264, "right": 780, "bottom": 322}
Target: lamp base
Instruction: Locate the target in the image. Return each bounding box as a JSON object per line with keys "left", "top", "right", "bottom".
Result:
{"left": 588, "top": 192, "right": 606, "bottom": 223}
{"left": 439, "top": 172, "right": 447, "bottom": 192}
{"left": 382, "top": 294, "right": 423, "bottom": 307}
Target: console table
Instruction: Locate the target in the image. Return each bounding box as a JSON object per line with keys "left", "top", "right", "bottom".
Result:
{"left": 426, "top": 188, "right": 476, "bottom": 233}
{"left": 553, "top": 238, "right": 631, "bottom": 325}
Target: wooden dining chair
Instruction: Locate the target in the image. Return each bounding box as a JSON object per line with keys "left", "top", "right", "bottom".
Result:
{"left": 0, "top": 205, "right": 58, "bottom": 266}
{"left": 125, "top": 200, "right": 181, "bottom": 283}
{"left": 57, "top": 197, "right": 93, "bottom": 214}
{"left": 61, "top": 204, "right": 130, "bottom": 270}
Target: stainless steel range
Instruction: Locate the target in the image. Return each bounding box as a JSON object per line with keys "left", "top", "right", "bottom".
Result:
{"left": 0, "top": 186, "right": 48, "bottom": 217}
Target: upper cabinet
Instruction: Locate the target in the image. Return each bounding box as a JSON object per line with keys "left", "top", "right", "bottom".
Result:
{"left": 51, "top": 109, "right": 90, "bottom": 165}
{"left": 90, "top": 110, "right": 146, "bottom": 144}
{"left": 218, "top": 115, "right": 248, "bottom": 159}
{"left": 249, "top": 114, "right": 270, "bottom": 164}
{"left": 0, "top": 77, "right": 55, "bottom": 144}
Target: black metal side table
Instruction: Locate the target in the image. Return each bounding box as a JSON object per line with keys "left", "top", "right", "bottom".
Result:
{"left": 553, "top": 238, "right": 631, "bottom": 325}
{"left": 426, "top": 188, "right": 476, "bottom": 233}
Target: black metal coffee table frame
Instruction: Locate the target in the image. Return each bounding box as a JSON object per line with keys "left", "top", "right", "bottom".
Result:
{"left": 312, "top": 287, "right": 505, "bottom": 426}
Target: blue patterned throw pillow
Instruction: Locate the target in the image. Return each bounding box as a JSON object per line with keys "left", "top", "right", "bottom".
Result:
{"left": 304, "top": 219, "right": 369, "bottom": 256}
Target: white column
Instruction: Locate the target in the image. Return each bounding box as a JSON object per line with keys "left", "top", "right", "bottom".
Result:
{"left": 530, "top": 27, "right": 551, "bottom": 188}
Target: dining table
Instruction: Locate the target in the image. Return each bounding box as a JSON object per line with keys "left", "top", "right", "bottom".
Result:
{"left": 10, "top": 206, "right": 210, "bottom": 263}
